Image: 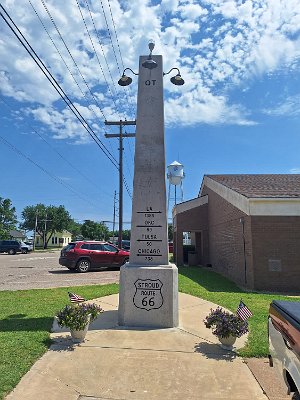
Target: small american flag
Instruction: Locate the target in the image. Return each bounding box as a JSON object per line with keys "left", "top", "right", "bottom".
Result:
{"left": 236, "top": 300, "right": 252, "bottom": 320}
{"left": 68, "top": 292, "right": 85, "bottom": 303}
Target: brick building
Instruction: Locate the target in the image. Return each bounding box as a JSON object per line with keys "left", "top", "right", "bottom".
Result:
{"left": 173, "top": 174, "right": 300, "bottom": 292}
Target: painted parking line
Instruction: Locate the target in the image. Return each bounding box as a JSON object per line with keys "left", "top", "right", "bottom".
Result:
{"left": 10, "top": 256, "right": 58, "bottom": 262}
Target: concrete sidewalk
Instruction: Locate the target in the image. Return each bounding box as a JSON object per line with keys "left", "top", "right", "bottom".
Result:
{"left": 7, "top": 293, "right": 270, "bottom": 400}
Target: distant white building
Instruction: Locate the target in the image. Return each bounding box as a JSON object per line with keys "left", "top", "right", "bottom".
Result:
{"left": 35, "top": 230, "right": 72, "bottom": 247}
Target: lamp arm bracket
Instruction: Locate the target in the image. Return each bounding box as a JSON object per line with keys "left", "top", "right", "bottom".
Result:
{"left": 123, "top": 67, "right": 139, "bottom": 76}
{"left": 163, "top": 67, "right": 180, "bottom": 76}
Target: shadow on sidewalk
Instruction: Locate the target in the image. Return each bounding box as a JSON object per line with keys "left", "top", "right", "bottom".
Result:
{"left": 194, "top": 341, "right": 237, "bottom": 361}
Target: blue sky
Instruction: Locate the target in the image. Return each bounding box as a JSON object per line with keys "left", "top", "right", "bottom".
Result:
{"left": 0, "top": 0, "right": 300, "bottom": 228}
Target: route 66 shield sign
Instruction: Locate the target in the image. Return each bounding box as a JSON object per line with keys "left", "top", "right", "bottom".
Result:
{"left": 133, "top": 279, "right": 163, "bottom": 311}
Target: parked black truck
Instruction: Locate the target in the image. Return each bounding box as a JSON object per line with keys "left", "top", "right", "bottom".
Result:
{"left": 0, "top": 240, "right": 22, "bottom": 255}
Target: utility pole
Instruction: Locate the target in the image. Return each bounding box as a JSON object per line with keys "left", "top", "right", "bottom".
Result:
{"left": 44, "top": 215, "right": 47, "bottom": 249}
{"left": 40, "top": 214, "right": 52, "bottom": 249}
{"left": 112, "top": 190, "right": 117, "bottom": 245}
{"left": 33, "top": 211, "right": 38, "bottom": 252}
{"left": 105, "top": 120, "right": 136, "bottom": 249}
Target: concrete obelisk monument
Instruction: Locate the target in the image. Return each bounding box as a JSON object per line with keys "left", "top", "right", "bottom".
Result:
{"left": 118, "top": 43, "right": 179, "bottom": 328}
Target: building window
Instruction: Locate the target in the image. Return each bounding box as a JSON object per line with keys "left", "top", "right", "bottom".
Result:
{"left": 55, "top": 237, "right": 58, "bottom": 244}
{"left": 52, "top": 237, "right": 55, "bottom": 244}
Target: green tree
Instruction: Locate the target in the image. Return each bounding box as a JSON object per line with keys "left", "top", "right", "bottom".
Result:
{"left": 108, "top": 229, "right": 131, "bottom": 242}
{"left": 0, "top": 197, "right": 17, "bottom": 239}
{"left": 168, "top": 224, "right": 173, "bottom": 241}
{"left": 68, "top": 220, "right": 82, "bottom": 240}
{"left": 21, "top": 204, "right": 72, "bottom": 248}
{"left": 81, "top": 220, "right": 109, "bottom": 240}
{"left": 122, "top": 229, "right": 131, "bottom": 240}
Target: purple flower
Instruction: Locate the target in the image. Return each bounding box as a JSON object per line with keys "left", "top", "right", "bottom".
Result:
{"left": 56, "top": 303, "right": 103, "bottom": 331}
{"left": 204, "top": 307, "right": 248, "bottom": 338}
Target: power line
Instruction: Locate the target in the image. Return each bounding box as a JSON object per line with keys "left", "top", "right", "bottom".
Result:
{"left": 74, "top": 219, "right": 131, "bottom": 225}
{"left": 28, "top": 0, "right": 108, "bottom": 127}
{"left": 105, "top": 122, "right": 135, "bottom": 199}
{"left": 39, "top": 0, "right": 107, "bottom": 121}
{"left": 32, "top": 0, "right": 133, "bottom": 173}
{"left": 83, "top": 0, "right": 120, "bottom": 108}
{"left": 74, "top": 0, "right": 121, "bottom": 116}
{"left": 0, "top": 95, "right": 115, "bottom": 201}
{"left": 0, "top": 4, "right": 119, "bottom": 169}
{"left": 29, "top": 0, "right": 85, "bottom": 100}
{"left": 97, "top": 0, "right": 136, "bottom": 120}
{"left": 0, "top": 133, "right": 99, "bottom": 209}
{"left": 107, "top": 0, "right": 124, "bottom": 70}
{"left": 105, "top": 0, "right": 136, "bottom": 140}
{"left": 44, "top": 0, "right": 134, "bottom": 194}
{"left": 99, "top": 0, "right": 121, "bottom": 75}
{"left": 28, "top": 0, "right": 119, "bottom": 166}
{"left": 105, "top": 135, "right": 119, "bottom": 164}
{"left": 105, "top": 119, "right": 136, "bottom": 248}
{"left": 123, "top": 176, "right": 132, "bottom": 198}
{"left": 1, "top": 3, "right": 133, "bottom": 210}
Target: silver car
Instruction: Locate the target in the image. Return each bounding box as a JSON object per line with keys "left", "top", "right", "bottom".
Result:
{"left": 20, "top": 241, "right": 33, "bottom": 254}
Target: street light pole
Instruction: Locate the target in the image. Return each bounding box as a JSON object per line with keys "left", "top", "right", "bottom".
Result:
{"left": 117, "top": 41, "right": 184, "bottom": 328}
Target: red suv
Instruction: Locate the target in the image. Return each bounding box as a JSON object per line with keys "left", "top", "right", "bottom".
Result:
{"left": 59, "top": 241, "right": 130, "bottom": 272}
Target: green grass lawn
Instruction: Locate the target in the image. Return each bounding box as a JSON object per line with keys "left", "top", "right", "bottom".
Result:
{"left": 0, "top": 284, "right": 118, "bottom": 399}
{"left": 178, "top": 267, "right": 300, "bottom": 358}
{"left": 0, "top": 268, "right": 299, "bottom": 399}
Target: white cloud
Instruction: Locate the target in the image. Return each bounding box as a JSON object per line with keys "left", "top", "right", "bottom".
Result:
{"left": 29, "top": 105, "right": 94, "bottom": 142}
{"left": 161, "top": 0, "right": 179, "bottom": 13}
{"left": 252, "top": 33, "right": 298, "bottom": 74}
{"left": 165, "top": 87, "right": 257, "bottom": 126}
{"left": 289, "top": 168, "right": 300, "bottom": 174}
{"left": 0, "top": 0, "right": 299, "bottom": 139}
{"left": 177, "top": 3, "right": 208, "bottom": 20}
{"left": 263, "top": 95, "right": 300, "bottom": 117}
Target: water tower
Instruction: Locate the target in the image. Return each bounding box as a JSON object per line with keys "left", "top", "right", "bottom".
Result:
{"left": 167, "top": 161, "right": 185, "bottom": 212}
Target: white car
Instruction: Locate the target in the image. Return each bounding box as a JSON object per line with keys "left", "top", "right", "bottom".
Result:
{"left": 20, "top": 241, "right": 33, "bottom": 254}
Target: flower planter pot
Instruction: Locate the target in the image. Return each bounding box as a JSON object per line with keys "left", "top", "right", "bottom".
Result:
{"left": 218, "top": 335, "right": 236, "bottom": 350}
{"left": 70, "top": 315, "right": 91, "bottom": 343}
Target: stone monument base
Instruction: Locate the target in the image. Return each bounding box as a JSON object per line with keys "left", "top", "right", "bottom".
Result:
{"left": 118, "top": 263, "right": 178, "bottom": 328}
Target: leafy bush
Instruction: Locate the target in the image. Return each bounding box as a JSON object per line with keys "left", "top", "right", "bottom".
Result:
{"left": 204, "top": 307, "right": 248, "bottom": 338}
{"left": 56, "top": 303, "right": 103, "bottom": 331}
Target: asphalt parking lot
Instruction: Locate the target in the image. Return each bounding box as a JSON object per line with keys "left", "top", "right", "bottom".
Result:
{"left": 0, "top": 250, "right": 120, "bottom": 291}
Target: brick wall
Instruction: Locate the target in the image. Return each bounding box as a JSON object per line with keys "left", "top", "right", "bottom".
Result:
{"left": 175, "top": 183, "right": 300, "bottom": 292}
{"left": 251, "top": 216, "right": 300, "bottom": 292}
{"left": 202, "top": 186, "right": 254, "bottom": 289}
